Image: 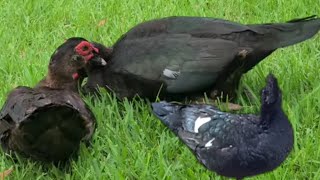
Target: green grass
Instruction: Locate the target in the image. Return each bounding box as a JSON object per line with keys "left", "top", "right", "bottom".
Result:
{"left": 1, "top": 0, "right": 320, "bottom": 179}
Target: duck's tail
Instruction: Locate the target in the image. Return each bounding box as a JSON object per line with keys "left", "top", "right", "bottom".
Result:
{"left": 249, "top": 15, "right": 320, "bottom": 49}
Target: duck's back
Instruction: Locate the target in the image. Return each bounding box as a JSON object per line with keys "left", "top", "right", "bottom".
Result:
{"left": 114, "top": 16, "right": 250, "bottom": 40}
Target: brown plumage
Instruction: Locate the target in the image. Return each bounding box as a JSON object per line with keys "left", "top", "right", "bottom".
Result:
{"left": 0, "top": 37, "right": 105, "bottom": 163}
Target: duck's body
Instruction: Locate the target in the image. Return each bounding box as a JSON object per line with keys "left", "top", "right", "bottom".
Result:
{"left": 151, "top": 74, "right": 294, "bottom": 179}
{"left": 85, "top": 15, "right": 320, "bottom": 101}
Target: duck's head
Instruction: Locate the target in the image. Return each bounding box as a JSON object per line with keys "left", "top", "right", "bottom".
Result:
{"left": 261, "top": 73, "right": 282, "bottom": 107}
{"left": 41, "top": 37, "right": 107, "bottom": 90}
{"left": 49, "top": 37, "right": 107, "bottom": 80}
{"left": 85, "top": 41, "right": 113, "bottom": 71}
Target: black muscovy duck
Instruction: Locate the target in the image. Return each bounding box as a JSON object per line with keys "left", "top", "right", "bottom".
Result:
{"left": 151, "top": 74, "right": 293, "bottom": 180}
{"left": 0, "top": 37, "right": 106, "bottom": 163}
{"left": 84, "top": 15, "right": 320, "bottom": 102}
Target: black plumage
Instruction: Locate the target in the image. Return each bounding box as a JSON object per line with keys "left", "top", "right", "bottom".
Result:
{"left": 0, "top": 37, "right": 105, "bottom": 162}
{"left": 85, "top": 15, "right": 320, "bottom": 101}
{"left": 151, "top": 74, "right": 294, "bottom": 180}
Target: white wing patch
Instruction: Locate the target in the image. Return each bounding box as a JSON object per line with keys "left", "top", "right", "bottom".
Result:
{"left": 205, "top": 138, "right": 216, "bottom": 147}
{"left": 163, "top": 68, "right": 180, "bottom": 79}
{"left": 194, "top": 116, "right": 211, "bottom": 133}
{"left": 100, "top": 58, "right": 107, "bottom": 66}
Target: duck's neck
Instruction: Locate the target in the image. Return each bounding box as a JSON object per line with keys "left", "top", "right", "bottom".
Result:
{"left": 35, "top": 70, "right": 81, "bottom": 92}
{"left": 261, "top": 103, "right": 288, "bottom": 129}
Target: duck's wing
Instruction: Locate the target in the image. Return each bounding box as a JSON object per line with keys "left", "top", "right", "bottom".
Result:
{"left": 152, "top": 101, "right": 261, "bottom": 151}
{"left": 119, "top": 16, "right": 320, "bottom": 50}
{"left": 111, "top": 35, "right": 247, "bottom": 94}
{"left": 113, "top": 16, "right": 252, "bottom": 41}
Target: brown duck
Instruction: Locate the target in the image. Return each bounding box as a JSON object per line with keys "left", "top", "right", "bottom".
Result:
{"left": 0, "top": 37, "right": 106, "bottom": 163}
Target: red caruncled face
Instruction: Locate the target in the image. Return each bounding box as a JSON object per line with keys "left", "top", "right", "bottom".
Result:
{"left": 72, "top": 41, "right": 100, "bottom": 80}
{"left": 74, "top": 41, "right": 99, "bottom": 62}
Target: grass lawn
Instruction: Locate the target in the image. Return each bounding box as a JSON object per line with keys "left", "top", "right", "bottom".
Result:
{"left": 1, "top": 0, "right": 320, "bottom": 179}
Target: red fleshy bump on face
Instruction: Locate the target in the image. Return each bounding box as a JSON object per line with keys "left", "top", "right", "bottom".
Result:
{"left": 92, "top": 46, "right": 99, "bottom": 53}
{"left": 75, "top": 41, "right": 93, "bottom": 56}
{"left": 72, "top": 73, "right": 79, "bottom": 80}
{"left": 74, "top": 41, "right": 98, "bottom": 62}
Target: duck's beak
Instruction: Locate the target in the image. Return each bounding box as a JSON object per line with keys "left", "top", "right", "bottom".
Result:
{"left": 89, "top": 56, "right": 107, "bottom": 67}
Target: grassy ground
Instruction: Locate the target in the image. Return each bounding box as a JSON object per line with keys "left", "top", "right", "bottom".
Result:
{"left": 0, "top": 0, "right": 320, "bottom": 179}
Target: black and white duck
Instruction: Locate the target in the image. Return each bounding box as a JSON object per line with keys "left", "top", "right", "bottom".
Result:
{"left": 151, "top": 74, "right": 294, "bottom": 180}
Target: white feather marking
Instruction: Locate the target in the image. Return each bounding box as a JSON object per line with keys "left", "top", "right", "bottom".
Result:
{"left": 100, "top": 58, "right": 107, "bottom": 66}
{"left": 205, "top": 138, "right": 215, "bottom": 147}
{"left": 163, "top": 68, "right": 180, "bottom": 79}
{"left": 194, "top": 116, "right": 211, "bottom": 133}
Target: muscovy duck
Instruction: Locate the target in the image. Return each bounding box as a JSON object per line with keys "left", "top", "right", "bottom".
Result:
{"left": 84, "top": 15, "right": 320, "bottom": 102}
{"left": 0, "top": 37, "right": 106, "bottom": 163}
{"left": 151, "top": 74, "right": 294, "bottom": 180}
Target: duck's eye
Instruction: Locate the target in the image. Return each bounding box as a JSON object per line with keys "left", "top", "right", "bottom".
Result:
{"left": 82, "top": 45, "right": 89, "bottom": 51}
